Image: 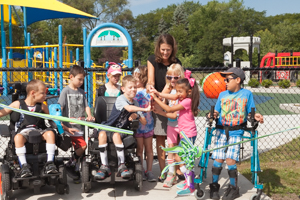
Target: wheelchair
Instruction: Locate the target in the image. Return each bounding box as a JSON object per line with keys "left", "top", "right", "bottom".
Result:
{"left": 0, "top": 83, "right": 69, "bottom": 200}
{"left": 81, "top": 96, "right": 143, "bottom": 193}
{"left": 194, "top": 106, "right": 263, "bottom": 200}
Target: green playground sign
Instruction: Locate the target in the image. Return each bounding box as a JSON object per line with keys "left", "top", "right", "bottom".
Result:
{"left": 91, "top": 28, "right": 129, "bottom": 47}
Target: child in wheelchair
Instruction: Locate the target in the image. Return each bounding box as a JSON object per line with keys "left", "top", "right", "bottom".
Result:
{"left": 58, "top": 65, "right": 94, "bottom": 183}
{"left": 0, "top": 80, "right": 58, "bottom": 177}
{"left": 95, "top": 75, "right": 151, "bottom": 180}
{"left": 208, "top": 68, "right": 264, "bottom": 200}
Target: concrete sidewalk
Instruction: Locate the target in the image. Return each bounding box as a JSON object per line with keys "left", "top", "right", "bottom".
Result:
{"left": 9, "top": 159, "right": 271, "bottom": 200}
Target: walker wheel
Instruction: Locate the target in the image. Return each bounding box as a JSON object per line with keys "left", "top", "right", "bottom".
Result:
{"left": 250, "top": 194, "right": 260, "bottom": 200}
{"left": 194, "top": 188, "right": 205, "bottom": 199}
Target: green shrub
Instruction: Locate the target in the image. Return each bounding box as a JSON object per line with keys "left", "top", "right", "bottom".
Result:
{"left": 278, "top": 79, "right": 291, "bottom": 88}
{"left": 199, "top": 78, "right": 204, "bottom": 86}
{"left": 248, "top": 78, "right": 260, "bottom": 88}
{"left": 296, "top": 79, "right": 300, "bottom": 87}
{"left": 261, "top": 79, "right": 273, "bottom": 88}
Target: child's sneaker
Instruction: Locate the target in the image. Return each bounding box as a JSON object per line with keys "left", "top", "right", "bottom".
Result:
{"left": 210, "top": 182, "right": 220, "bottom": 200}
{"left": 146, "top": 171, "right": 156, "bottom": 182}
{"left": 142, "top": 170, "right": 147, "bottom": 181}
{"left": 176, "top": 180, "right": 187, "bottom": 190}
{"left": 94, "top": 165, "right": 111, "bottom": 180}
{"left": 118, "top": 163, "right": 132, "bottom": 179}
{"left": 176, "top": 186, "right": 195, "bottom": 196}
{"left": 163, "top": 172, "right": 176, "bottom": 188}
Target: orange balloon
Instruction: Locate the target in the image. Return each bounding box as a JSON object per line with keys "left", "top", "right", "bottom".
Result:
{"left": 202, "top": 72, "right": 226, "bottom": 99}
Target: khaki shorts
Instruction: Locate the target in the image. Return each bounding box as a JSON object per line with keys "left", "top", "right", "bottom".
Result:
{"left": 18, "top": 128, "right": 52, "bottom": 141}
{"left": 152, "top": 112, "right": 167, "bottom": 136}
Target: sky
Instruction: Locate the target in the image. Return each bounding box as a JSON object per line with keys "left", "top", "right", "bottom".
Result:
{"left": 129, "top": 0, "right": 300, "bottom": 17}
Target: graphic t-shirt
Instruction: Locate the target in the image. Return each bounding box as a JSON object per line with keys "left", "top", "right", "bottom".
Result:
{"left": 178, "top": 98, "right": 197, "bottom": 138}
{"left": 167, "top": 89, "right": 179, "bottom": 127}
{"left": 133, "top": 89, "right": 154, "bottom": 133}
{"left": 215, "top": 88, "right": 256, "bottom": 136}
{"left": 58, "top": 86, "right": 88, "bottom": 137}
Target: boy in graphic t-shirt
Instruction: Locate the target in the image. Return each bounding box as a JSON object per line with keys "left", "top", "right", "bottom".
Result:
{"left": 208, "top": 68, "right": 264, "bottom": 200}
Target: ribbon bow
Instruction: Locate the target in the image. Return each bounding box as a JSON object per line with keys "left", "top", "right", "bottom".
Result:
{"left": 160, "top": 131, "right": 202, "bottom": 178}
{"left": 184, "top": 70, "right": 195, "bottom": 87}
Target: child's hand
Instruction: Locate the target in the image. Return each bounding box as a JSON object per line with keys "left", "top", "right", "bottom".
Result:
{"left": 145, "top": 103, "right": 152, "bottom": 112}
{"left": 129, "top": 113, "right": 138, "bottom": 121}
{"left": 149, "top": 88, "right": 158, "bottom": 95}
{"left": 86, "top": 115, "right": 95, "bottom": 122}
{"left": 255, "top": 113, "right": 264, "bottom": 123}
{"left": 67, "top": 127, "right": 80, "bottom": 135}
{"left": 208, "top": 111, "right": 218, "bottom": 119}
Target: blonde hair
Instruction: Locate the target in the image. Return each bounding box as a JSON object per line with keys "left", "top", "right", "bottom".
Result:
{"left": 166, "top": 63, "right": 185, "bottom": 89}
{"left": 122, "top": 75, "right": 136, "bottom": 87}
{"left": 26, "top": 79, "right": 45, "bottom": 94}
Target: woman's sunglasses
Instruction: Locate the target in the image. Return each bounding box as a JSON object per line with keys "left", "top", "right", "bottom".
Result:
{"left": 166, "top": 75, "right": 180, "bottom": 80}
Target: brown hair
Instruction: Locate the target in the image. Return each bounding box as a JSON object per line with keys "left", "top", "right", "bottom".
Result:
{"left": 154, "top": 34, "right": 177, "bottom": 64}
{"left": 122, "top": 75, "right": 136, "bottom": 87}
{"left": 133, "top": 66, "right": 148, "bottom": 87}
{"left": 26, "top": 79, "right": 45, "bottom": 94}
{"left": 70, "top": 65, "right": 86, "bottom": 77}
{"left": 176, "top": 78, "right": 200, "bottom": 116}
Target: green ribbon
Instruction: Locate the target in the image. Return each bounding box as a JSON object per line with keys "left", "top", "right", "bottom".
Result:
{"left": 161, "top": 126, "right": 300, "bottom": 178}
{"left": 0, "top": 103, "right": 133, "bottom": 135}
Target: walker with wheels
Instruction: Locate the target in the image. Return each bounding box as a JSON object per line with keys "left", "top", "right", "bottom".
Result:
{"left": 194, "top": 106, "right": 263, "bottom": 200}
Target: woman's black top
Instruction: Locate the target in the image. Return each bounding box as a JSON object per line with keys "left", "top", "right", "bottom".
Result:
{"left": 147, "top": 54, "right": 181, "bottom": 92}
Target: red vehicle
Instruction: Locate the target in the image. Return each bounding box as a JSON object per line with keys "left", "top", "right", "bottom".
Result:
{"left": 260, "top": 52, "right": 300, "bottom": 83}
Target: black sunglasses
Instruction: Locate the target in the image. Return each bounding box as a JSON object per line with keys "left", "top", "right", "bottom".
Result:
{"left": 224, "top": 77, "right": 237, "bottom": 82}
{"left": 166, "top": 75, "right": 180, "bottom": 80}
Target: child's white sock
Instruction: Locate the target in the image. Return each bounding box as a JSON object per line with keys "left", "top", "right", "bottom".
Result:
{"left": 98, "top": 144, "right": 108, "bottom": 166}
{"left": 46, "top": 143, "right": 56, "bottom": 162}
{"left": 15, "top": 146, "right": 27, "bottom": 166}
{"left": 167, "top": 158, "right": 175, "bottom": 174}
{"left": 115, "top": 143, "right": 125, "bottom": 165}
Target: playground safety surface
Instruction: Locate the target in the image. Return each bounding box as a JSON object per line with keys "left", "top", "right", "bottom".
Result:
{"left": 9, "top": 159, "right": 271, "bottom": 200}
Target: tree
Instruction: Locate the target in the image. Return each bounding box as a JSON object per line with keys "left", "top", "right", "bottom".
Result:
{"left": 158, "top": 15, "right": 168, "bottom": 35}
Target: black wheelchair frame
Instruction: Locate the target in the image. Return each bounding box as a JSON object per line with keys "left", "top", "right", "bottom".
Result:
{"left": 81, "top": 96, "right": 143, "bottom": 193}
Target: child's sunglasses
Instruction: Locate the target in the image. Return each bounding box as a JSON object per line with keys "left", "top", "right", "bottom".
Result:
{"left": 166, "top": 75, "right": 180, "bottom": 80}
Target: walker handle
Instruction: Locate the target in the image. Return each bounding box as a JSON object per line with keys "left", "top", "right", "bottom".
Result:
{"left": 209, "top": 106, "right": 214, "bottom": 125}
{"left": 251, "top": 107, "right": 255, "bottom": 127}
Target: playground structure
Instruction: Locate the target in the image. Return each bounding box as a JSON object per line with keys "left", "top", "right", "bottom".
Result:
{"left": 259, "top": 51, "right": 300, "bottom": 83}
{"left": 223, "top": 36, "right": 261, "bottom": 84}
{"left": 0, "top": 2, "right": 133, "bottom": 106}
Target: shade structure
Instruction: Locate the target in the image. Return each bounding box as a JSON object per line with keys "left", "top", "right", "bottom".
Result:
{"left": 0, "top": 5, "right": 17, "bottom": 25}
{"left": 0, "top": 0, "right": 98, "bottom": 25}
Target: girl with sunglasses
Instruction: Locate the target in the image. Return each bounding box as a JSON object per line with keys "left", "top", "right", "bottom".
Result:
{"left": 151, "top": 70, "right": 200, "bottom": 196}
{"left": 151, "top": 63, "right": 185, "bottom": 187}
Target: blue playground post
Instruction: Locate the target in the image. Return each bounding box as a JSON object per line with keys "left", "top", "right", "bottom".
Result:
{"left": 23, "top": 7, "right": 27, "bottom": 48}
{"left": 83, "top": 28, "right": 88, "bottom": 101}
{"left": 27, "top": 32, "right": 32, "bottom": 81}
{"left": 105, "top": 61, "right": 109, "bottom": 83}
{"left": 58, "top": 25, "right": 63, "bottom": 93}
{"left": 54, "top": 47, "right": 58, "bottom": 95}
{"left": 8, "top": 5, "right": 13, "bottom": 59}
{"left": 76, "top": 48, "right": 80, "bottom": 64}
{"left": 70, "top": 50, "right": 73, "bottom": 67}
{"left": 1, "top": 5, "right": 8, "bottom": 96}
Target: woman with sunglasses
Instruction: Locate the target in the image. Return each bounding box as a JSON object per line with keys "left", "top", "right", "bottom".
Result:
{"left": 147, "top": 34, "right": 181, "bottom": 182}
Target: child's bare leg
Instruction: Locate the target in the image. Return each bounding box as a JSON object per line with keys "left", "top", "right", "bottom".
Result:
{"left": 112, "top": 132, "right": 125, "bottom": 165}
{"left": 144, "top": 136, "right": 153, "bottom": 172}
{"left": 98, "top": 131, "right": 108, "bottom": 166}
{"left": 135, "top": 137, "right": 144, "bottom": 164}
{"left": 156, "top": 135, "right": 166, "bottom": 175}
{"left": 14, "top": 134, "right": 27, "bottom": 165}
{"left": 75, "top": 145, "right": 87, "bottom": 157}
{"left": 42, "top": 131, "right": 56, "bottom": 162}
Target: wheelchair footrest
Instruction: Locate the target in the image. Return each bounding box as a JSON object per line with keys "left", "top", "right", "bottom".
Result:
{"left": 40, "top": 172, "right": 61, "bottom": 178}
{"left": 13, "top": 176, "right": 39, "bottom": 181}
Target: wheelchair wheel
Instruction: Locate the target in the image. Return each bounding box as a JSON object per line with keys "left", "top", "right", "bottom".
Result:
{"left": 250, "top": 194, "right": 260, "bottom": 200}
{"left": 1, "top": 170, "right": 11, "bottom": 200}
{"left": 56, "top": 165, "right": 68, "bottom": 195}
{"left": 81, "top": 160, "right": 91, "bottom": 193}
{"left": 134, "top": 162, "right": 143, "bottom": 191}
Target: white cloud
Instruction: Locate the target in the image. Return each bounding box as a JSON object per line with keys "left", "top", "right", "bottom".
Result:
{"left": 129, "top": 0, "right": 160, "bottom": 6}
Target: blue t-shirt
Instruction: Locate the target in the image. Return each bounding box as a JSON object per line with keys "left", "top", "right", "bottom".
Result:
{"left": 215, "top": 88, "right": 255, "bottom": 136}
{"left": 133, "top": 89, "right": 154, "bottom": 134}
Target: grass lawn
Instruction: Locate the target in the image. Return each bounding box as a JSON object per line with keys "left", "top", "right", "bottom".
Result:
{"left": 237, "top": 137, "right": 300, "bottom": 199}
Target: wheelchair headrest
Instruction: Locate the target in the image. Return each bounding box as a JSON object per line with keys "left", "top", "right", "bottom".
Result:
{"left": 94, "top": 96, "right": 117, "bottom": 124}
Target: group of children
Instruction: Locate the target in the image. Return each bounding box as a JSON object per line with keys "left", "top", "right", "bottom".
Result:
{"left": 0, "top": 61, "right": 264, "bottom": 200}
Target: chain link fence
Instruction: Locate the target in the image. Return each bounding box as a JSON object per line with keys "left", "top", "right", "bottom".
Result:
{"left": 0, "top": 67, "right": 299, "bottom": 163}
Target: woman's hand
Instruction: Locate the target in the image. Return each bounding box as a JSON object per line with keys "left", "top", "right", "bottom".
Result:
{"left": 255, "top": 113, "right": 264, "bottom": 123}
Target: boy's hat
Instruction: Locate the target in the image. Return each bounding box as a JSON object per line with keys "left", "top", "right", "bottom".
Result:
{"left": 220, "top": 67, "right": 245, "bottom": 81}
{"left": 107, "top": 62, "right": 122, "bottom": 75}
